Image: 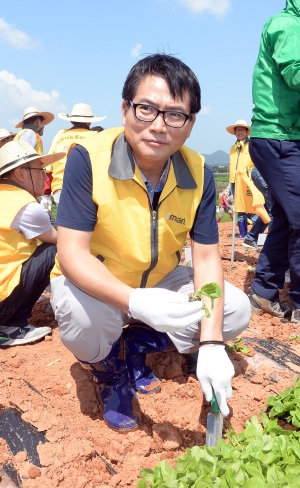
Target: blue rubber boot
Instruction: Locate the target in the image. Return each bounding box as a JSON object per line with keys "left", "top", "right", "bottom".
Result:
{"left": 79, "top": 338, "right": 141, "bottom": 432}
{"left": 238, "top": 220, "right": 247, "bottom": 238}
{"left": 124, "top": 323, "right": 175, "bottom": 395}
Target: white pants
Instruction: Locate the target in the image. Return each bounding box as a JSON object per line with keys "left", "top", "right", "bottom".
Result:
{"left": 51, "top": 266, "right": 251, "bottom": 363}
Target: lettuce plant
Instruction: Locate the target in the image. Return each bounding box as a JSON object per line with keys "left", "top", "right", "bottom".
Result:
{"left": 137, "top": 380, "right": 300, "bottom": 487}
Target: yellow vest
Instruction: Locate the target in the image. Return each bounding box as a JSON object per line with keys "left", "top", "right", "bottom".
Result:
{"left": 229, "top": 141, "right": 270, "bottom": 222}
{"left": 51, "top": 128, "right": 205, "bottom": 287}
{"left": 0, "top": 182, "right": 37, "bottom": 301}
{"left": 47, "top": 128, "right": 97, "bottom": 192}
{"left": 229, "top": 140, "right": 254, "bottom": 184}
{"left": 14, "top": 130, "right": 43, "bottom": 155}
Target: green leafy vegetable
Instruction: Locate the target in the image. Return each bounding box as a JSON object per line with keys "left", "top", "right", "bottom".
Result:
{"left": 190, "top": 282, "right": 222, "bottom": 318}
{"left": 137, "top": 378, "right": 300, "bottom": 487}
{"left": 226, "top": 337, "right": 251, "bottom": 355}
{"left": 266, "top": 377, "right": 300, "bottom": 428}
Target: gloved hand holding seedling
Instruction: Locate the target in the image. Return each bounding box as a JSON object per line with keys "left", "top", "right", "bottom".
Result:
{"left": 192, "top": 282, "right": 235, "bottom": 417}
{"left": 189, "top": 282, "right": 222, "bottom": 318}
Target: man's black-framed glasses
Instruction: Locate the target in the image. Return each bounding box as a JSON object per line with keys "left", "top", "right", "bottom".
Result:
{"left": 129, "top": 101, "right": 191, "bottom": 128}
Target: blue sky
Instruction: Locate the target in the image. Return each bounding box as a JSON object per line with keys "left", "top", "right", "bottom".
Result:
{"left": 0, "top": 0, "right": 284, "bottom": 155}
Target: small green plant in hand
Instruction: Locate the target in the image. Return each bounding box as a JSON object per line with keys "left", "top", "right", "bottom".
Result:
{"left": 226, "top": 337, "right": 250, "bottom": 355}
{"left": 190, "top": 282, "right": 222, "bottom": 318}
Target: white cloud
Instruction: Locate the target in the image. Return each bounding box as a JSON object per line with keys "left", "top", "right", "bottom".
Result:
{"left": 131, "top": 43, "right": 142, "bottom": 58}
{"left": 177, "top": 0, "right": 230, "bottom": 16}
{"left": 0, "top": 71, "right": 66, "bottom": 129}
{"left": 200, "top": 106, "right": 211, "bottom": 115}
{"left": 0, "top": 18, "right": 40, "bottom": 49}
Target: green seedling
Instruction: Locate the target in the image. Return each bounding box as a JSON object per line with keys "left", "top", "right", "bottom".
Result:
{"left": 190, "top": 282, "right": 222, "bottom": 318}
{"left": 289, "top": 335, "right": 300, "bottom": 341}
{"left": 266, "top": 377, "right": 300, "bottom": 427}
{"left": 226, "top": 337, "right": 250, "bottom": 355}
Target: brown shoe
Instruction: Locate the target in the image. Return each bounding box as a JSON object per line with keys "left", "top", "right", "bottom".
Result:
{"left": 290, "top": 309, "right": 300, "bottom": 324}
{"left": 249, "top": 290, "right": 292, "bottom": 318}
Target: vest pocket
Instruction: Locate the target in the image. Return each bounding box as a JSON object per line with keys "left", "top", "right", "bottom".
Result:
{"left": 97, "top": 254, "right": 105, "bottom": 263}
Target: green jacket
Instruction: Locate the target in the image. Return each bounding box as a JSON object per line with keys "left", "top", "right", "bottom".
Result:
{"left": 251, "top": 1, "right": 300, "bottom": 140}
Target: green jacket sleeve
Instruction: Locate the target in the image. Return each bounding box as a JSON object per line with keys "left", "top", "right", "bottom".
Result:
{"left": 266, "top": 17, "right": 300, "bottom": 92}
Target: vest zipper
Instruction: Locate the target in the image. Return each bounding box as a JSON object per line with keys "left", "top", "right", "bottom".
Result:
{"left": 140, "top": 187, "right": 176, "bottom": 288}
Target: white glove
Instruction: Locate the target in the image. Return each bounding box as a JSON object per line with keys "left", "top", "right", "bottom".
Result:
{"left": 128, "top": 288, "right": 206, "bottom": 333}
{"left": 38, "top": 195, "right": 52, "bottom": 212}
{"left": 197, "top": 345, "right": 234, "bottom": 416}
{"left": 53, "top": 190, "right": 61, "bottom": 205}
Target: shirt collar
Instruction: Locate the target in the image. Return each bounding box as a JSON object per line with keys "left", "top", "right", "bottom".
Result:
{"left": 108, "top": 132, "right": 197, "bottom": 189}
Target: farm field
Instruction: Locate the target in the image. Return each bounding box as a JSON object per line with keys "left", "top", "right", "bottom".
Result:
{"left": 0, "top": 223, "right": 299, "bottom": 488}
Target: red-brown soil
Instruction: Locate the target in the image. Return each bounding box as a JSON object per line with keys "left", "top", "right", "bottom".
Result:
{"left": 1, "top": 222, "right": 300, "bottom": 488}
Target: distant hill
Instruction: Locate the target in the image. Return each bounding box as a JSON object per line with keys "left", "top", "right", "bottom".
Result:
{"left": 202, "top": 150, "right": 229, "bottom": 166}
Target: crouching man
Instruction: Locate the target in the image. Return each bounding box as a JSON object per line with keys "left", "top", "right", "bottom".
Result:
{"left": 51, "top": 54, "right": 251, "bottom": 432}
{"left": 0, "top": 141, "right": 65, "bottom": 346}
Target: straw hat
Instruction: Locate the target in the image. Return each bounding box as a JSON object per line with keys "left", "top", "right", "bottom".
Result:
{"left": 15, "top": 107, "right": 54, "bottom": 128}
{"left": 0, "top": 128, "right": 17, "bottom": 142}
{"left": 0, "top": 140, "right": 65, "bottom": 176}
{"left": 58, "top": 103, "right": 106, "bottom": 123}
{"left": 226, "top": 119, "right": 250, "bottom": 135}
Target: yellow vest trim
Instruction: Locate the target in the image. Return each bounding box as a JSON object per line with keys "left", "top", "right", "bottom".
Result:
{"left": 14, "top": 130, "right": 43, "bottom": 155}
{"left": 0, "top": 182, "right": 37, "bottom": 301}
{"left": 48, "top": 128, "right": 98, "bottom": 192}
{"left": 229, "top": 141, "right": 254, "bottom": 184}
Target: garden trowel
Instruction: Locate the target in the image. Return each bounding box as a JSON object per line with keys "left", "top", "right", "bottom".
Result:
{"left": 205, "top": 388, "right": 223, "bottom": 446}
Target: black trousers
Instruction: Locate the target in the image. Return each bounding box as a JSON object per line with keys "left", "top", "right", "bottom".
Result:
{"left": 250, "top": 138, "right": 300, "bottom": 308}
{"left": 0, "top": 243, "right": 56, "bottom": 327}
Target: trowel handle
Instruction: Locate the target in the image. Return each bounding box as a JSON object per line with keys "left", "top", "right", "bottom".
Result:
{"left": 211, "top": 387, "right": 221, "bottom": 413}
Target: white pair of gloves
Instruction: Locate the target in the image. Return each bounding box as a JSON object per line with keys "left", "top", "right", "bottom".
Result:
{"left": 129, "top": 287, "right": 234, "bottom": 416}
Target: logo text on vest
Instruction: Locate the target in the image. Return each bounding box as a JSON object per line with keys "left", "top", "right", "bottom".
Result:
{"left": 166, "top": 212, "right": 185, "bottom": 225}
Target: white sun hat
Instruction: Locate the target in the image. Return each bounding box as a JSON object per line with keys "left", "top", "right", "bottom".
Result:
{"left": 15, "top": 107, "right": 54, "bottom": 129}
{"left": 58, "top": 103, "right": 106, "bottom": 123}
{"left": 0, "top": 140, "right": 65, "bottom": 176}
{"left": 0, "top": 128, "right": 17, "bottom": 142}
{"left": 226, "top": 119, "right": 250, "bottom": 135}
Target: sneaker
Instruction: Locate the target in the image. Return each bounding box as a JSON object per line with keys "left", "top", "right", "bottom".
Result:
{"left": 0, "top": 324, "right": 51, "bottom": 347}
{"left": 291, "top": 309, "right": 300, "bottom": 324}
{"left": 243, "top": 238, "right": 259, "bottom": 250}
{"left": 249, "top": 290, "right": 292, "bottom": 318}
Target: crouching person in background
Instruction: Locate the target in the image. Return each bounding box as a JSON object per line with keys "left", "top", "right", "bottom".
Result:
{"left": 0, "top": 141, "right": 65, "bottom": 346}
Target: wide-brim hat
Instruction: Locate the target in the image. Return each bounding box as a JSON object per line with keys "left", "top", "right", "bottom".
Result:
{"left": 0, "top": 128, "right": 17, "bottom": 142}
{"left": 226, "top": 119, "right": 250, "bottom": 135}
{"left": 58, "top": 103, "right": 106, "bottom": 123}
{"left": 0, "top": 140, "right": 65, "bottom": 176}
{"left": 15, "top": 106, "right": 54, "bottom": 128}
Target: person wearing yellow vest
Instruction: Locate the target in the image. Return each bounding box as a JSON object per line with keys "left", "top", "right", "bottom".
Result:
{"left": 47, "top": 103, "right": 106, "bottom": 207}
{"left": 0, "top": 129, "right": 17, "bottom": 148}
{"left": 14, "top": 106, "right": 54, "bottom": 155}
{"left": 226, "top": 120, "right": 254, "bottom": 238}
{"left": 50, "top": 54, "right": 251, "bottom": 432}
{"left": 0, "top": 140, "right": 65, "bottom": 346}
{"left": 14, "top": 107, "right": 55, "bottom": 217}
{"left": 226, "top": 120, "right": 271, "bottom": 247}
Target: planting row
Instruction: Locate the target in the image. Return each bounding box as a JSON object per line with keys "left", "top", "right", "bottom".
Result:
{"left": 137, "top": 378, "right": 300, "bottom": 487}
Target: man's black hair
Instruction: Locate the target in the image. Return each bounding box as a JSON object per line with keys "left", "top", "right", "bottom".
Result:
{"left": 122, "top": 54, "right": 201, "bottom": 114}
{"left": 24, "top": 115, "right": 44, "bottom": 125}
